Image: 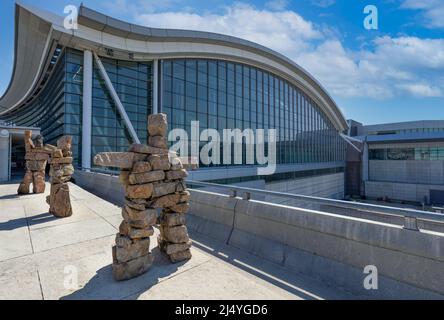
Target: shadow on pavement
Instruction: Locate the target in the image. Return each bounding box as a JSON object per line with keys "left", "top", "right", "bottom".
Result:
{"left": 0, "top": 213, "right": 58, "bottom": 231}
{"left": 61, "top": 247, "right": 187, "bottom": 300}
{"left": 188, "top": 230, "right": 351, "bottom": 300}
{"left": 0, "top": 193, "right": 21, "bottom": 200}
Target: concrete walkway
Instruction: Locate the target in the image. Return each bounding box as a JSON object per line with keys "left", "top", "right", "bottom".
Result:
{"left": 0, "top": 182, "right": 353, "bottom": 300}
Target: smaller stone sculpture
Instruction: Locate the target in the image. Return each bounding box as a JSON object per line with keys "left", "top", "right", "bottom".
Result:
{"left": 46, "top": 136, "right": 74, "bottom": 218}
{"left": 18, "top": 131, "right": 54, "bottom": 195}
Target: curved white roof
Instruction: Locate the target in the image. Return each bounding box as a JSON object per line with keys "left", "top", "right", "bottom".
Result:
{"left": 0, "top": 2, "right": 348, "bottom": 131}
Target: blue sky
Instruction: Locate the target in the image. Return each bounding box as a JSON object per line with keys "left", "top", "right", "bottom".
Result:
{"left": 1, "top": 0, "right": 443, "bottom": 125}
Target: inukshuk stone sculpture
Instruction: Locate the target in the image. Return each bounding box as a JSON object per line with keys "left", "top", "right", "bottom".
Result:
{"left": 46, "top": 136, "right": 74, "bottom": 218}
{"left": 93, "top": 113, "right": 192, "bottom": 281}
{"left": 148, "top": 114, "right": 192, "bottom": 263}
{"left": 18, "top": 131, "right": 52, "bottom": 195}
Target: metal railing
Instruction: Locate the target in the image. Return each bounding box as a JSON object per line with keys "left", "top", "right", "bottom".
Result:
{"left": 78, "top": 166, "right": 120, "bottom": 176}
{"left": 75, "top": 168, "right": 444, "bottom": 231}
{"left": 186, "top": 180, "right": 444, "bottom": 231}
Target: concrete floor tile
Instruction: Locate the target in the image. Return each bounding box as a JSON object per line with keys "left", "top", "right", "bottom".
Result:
{"left": 30, "top": 218, "right": 117, "bottom": 253}
{"left": 0, "top": 205, "right": 26, "bottom": 224}
{"left": 135, "top": 258, "right": 299, "bottom": 300}
{"left": 27, "top": 201, "right": 102, "bottom": 231}
{"left": 42, "top": 231, "right": 212, "bottom": 300}
{"left": 82, "top": 200, "right": 122, "bottom": 218}
{"left": 0, "top": 225, "right": 33, "bottom": 262}
{"left": 103, "top": 214, "right": 123, "bottom": 229}
{"left": 0, "top": 269, "right": 42, "bottom": 300}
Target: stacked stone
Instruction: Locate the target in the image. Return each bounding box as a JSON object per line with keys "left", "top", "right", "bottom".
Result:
{"left": 93, "top": 113, "right": 192, "bottom": 281}
{"left": 94, "top": 149, "right": 155, "bottom": 281}
{"left": 146, "top": 114, "right": 193, "bottom": 263}
{"left": 115, "top": 154, "right": 158, "bottom": 282}
{"left": 18, "top": 131, "right": 52, "bottom": 195}
{"left": 46, "top": 136, "right": 74, "bottom": 218}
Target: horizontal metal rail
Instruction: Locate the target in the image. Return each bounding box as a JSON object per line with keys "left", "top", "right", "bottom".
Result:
{"left": 78, "top": 166, "right": 119, "bottom": 176}
{"left": 75, "top": 169, "right": 444, "bottom": 231}
{"left": 186, "top": 180, "right": 444, "bottom": 231}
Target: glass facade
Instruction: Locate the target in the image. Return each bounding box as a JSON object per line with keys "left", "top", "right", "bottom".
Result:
{"left": 91, "top": 55, "right": 153, "bottom": 166}
{"left": 162, "top": 59, "right": 345, "bottom": 167}
{"left": 2, "top": 47, "right": 81, "bottom": 164}
{"left": 2, "top": 52, "right": 345, "bottom": 173}
{"left": 64, "top": 49, "right": 83, "bottom": 166}
{"left": 204, "top": 167, "right": 344, "bottom": 185}
{"left": 2, "top": 48, "right": 153, "bottom": 168}
{"left": 370, "top": 146, "right": 444, "bottom": 161}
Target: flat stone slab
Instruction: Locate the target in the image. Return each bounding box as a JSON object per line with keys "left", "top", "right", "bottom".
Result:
{"left": 94, "top": 152, "right": 146, "bottom": 169}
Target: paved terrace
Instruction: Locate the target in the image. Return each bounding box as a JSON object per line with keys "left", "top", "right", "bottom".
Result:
{"left": 0, "top": 182, "right": 353, "bottom": 300}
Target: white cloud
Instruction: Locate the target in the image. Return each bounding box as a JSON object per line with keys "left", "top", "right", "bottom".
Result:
{"left": 396, "top": 83, "right": 442, "bottom": 97}
{"left": 298, "top": 36, "right": 444, "bottom": 99}
{"left": 370, "top": 36, "right": 444, "bottom": 70}
{"left": 135, "top": 3, "right": 322, "bottom": 57}
{"left": 311, "top": 0, "right": 336, "bottom": 8}
{"left": 265, "top": 0, "right": 288, "bottom": 11}
{"left": 297, "top": 40, "right": 396, "bottom": 99}
{"left": 121, "top": 2, "right": 444, "bottom": 99}
{"left": 401, "top": 0, "right": 444, "bottom": 28}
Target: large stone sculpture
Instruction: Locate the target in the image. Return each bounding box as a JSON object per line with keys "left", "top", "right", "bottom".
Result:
{"left": 18, "top": 131, "right": 54, "bottom": 195}
{"left": 46, "top": 136, "right": 74, "bottom": 218}
{"left": 148, "top": 115, "right": 192, "bottom": 263}
{"left": 94, "top": 114, "right": 193, "bottom": 281}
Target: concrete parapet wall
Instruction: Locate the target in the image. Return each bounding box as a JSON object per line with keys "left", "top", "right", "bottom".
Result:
{"left": 187, "top": 190, "right": 237, "bottom": 243}
{"left": 265, "top": 173, "right": 344, "bottom": 208}
{"left": 74, "top": 170, "right": 124, "bottom": 206}
{"left": 73, "top": 171, "right": 443, "bottom": 298}
{"left": 189, "top": 189, "right": 444, "bottom": 299}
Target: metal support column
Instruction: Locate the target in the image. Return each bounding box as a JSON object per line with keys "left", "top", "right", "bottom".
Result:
{"left": 8, "top": 132, "right": 11, "bottom": 181}
{"left": 82, "top": 50, "right": 93, "bottom": 170}
{"left": 93, "top": 52, "right": 140, "bottom": 144}
{"left": 362, "top": 140, "right": 369, "bottom": 181}
{"left": 0, "top": 129, "right": 10, "bottom": 182}
{"left": 153, "top": 59, "right": 159, "bottom": 114}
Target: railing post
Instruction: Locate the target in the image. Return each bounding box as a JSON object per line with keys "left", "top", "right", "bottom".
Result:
{"left": 243, "top": 192, "right": 251, "bottom": 201}
{"left": 229, "top": 190, "right": 237, "bottom": 198}
{"left": 404, "top": 216, "right": 419, "bottom": 231}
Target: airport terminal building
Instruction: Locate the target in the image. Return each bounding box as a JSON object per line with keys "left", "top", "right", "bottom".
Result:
{"left": 0, "top": 3, "right": 348, "bottom": 199}
{"left": 347, "top": 120, "right": 444, "bottom": 205}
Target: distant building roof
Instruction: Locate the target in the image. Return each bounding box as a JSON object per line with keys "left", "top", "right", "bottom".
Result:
{"left": 353, "top": 131, "right": 444, "bottom": 144}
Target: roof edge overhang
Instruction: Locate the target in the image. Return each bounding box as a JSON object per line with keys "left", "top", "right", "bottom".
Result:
{"left": 366, "top": 132, "right": 444, "bottom": 144}
{"left": 0, "top": 2, "right": 62, "bottom": 117}
{"left": 0, "top": 2, "right": 348, "bottom": 132}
